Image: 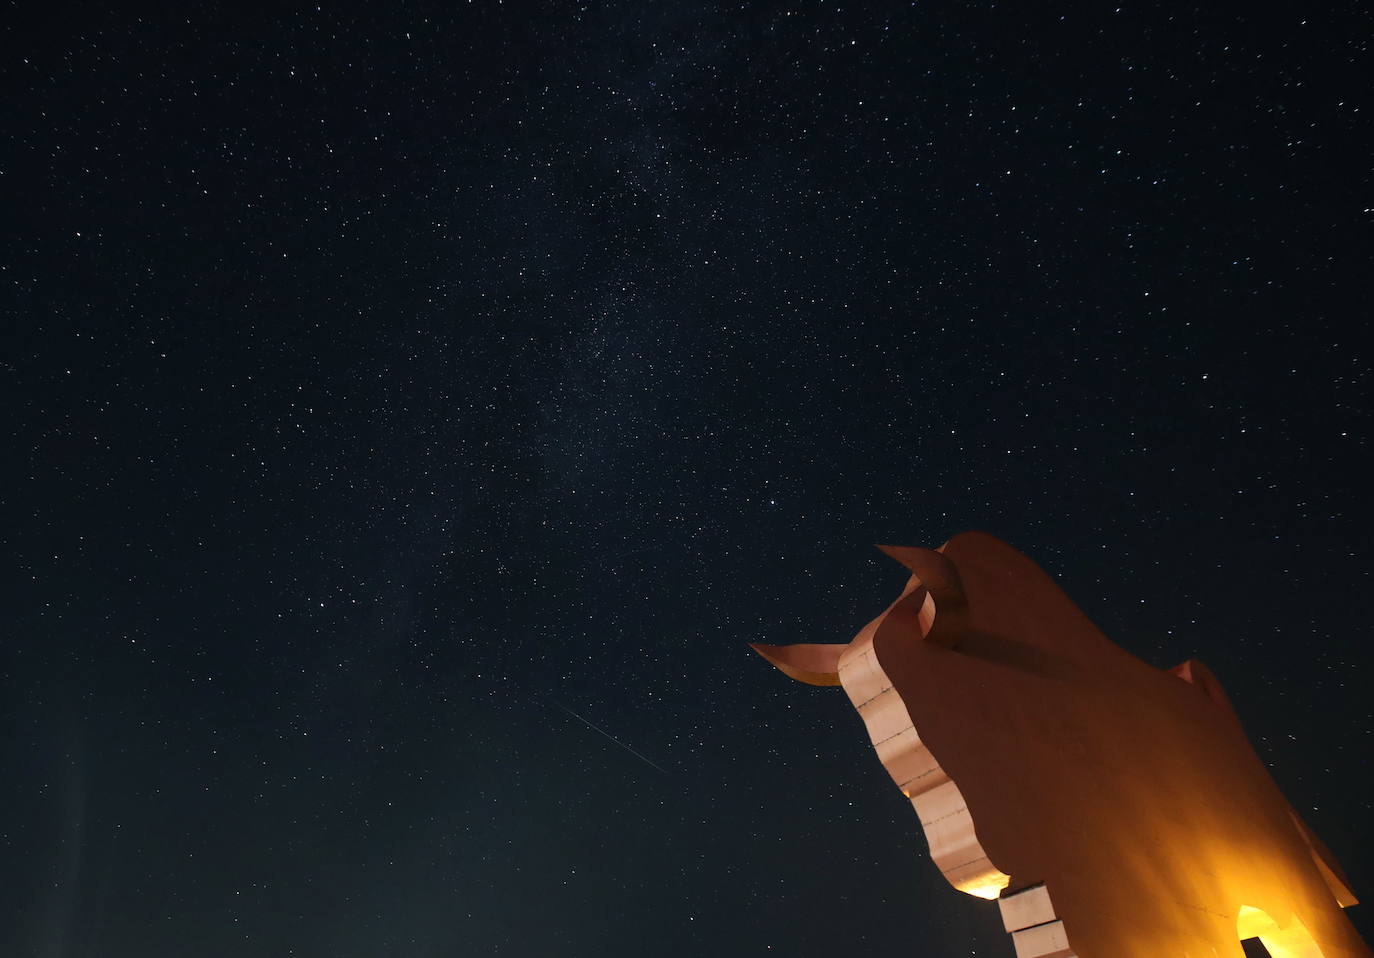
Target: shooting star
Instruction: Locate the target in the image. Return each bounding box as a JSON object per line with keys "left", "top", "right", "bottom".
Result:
{"left": 556, "top": 702, "right": 670, "bottom": 776}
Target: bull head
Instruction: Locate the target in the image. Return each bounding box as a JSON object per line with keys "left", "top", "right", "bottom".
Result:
{"left": 751, "top": 542, "right": 1008, "bottom": 903}
{"left": 752, "top": 544, "right": 969, "bottom": 686}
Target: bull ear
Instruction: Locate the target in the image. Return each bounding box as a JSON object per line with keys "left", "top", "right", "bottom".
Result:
{"left": 875, "top": 544, "right": 969, "bottom": 648}
{"left": 750, "top": 643, "right": 845, "bottom": 686}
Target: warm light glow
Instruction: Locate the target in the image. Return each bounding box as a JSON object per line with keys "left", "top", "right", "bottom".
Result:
{"left": 1238, "top": 905, "right": 1326, "bottom": 958}
{"left": 955, "top": 873, "right": 1011, "bottom": 901}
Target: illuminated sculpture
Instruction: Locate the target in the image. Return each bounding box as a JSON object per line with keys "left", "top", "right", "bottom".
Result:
{"left": 753, "top": 532, "right": 1370, "bottom": 958}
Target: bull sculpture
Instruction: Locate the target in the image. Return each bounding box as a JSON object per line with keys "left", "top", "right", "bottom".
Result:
{"left": 753, "top": 532, "right": 1369, "bottom": 958}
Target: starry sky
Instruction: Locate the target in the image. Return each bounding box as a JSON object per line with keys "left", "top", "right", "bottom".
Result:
{"left": 4, "top": 2, "right": 1371, "bottom": 956}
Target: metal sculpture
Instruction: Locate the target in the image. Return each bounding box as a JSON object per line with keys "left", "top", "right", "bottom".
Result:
{"left": 754, "top": 532, "right": 1369, "bottom": 958}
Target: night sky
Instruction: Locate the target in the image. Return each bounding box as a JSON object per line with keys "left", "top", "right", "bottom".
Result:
{"left": 5, "top": 2, "right": 1371, "bottom": 956}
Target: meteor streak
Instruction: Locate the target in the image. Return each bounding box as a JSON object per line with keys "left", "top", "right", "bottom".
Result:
{"left": 556, "top": 702, "right": 670, "bottom": 776}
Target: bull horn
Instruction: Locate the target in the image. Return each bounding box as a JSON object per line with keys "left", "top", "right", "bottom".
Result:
{"left": 750, "top": 643, "right": 845, "bottom": 686}
{"left": 875, "top": 544, "right": 969, "bottom": 648}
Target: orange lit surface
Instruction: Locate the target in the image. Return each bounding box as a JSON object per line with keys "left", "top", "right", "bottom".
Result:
{"left": 754, "top": 532, "right": 1370, "bottom": 958}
